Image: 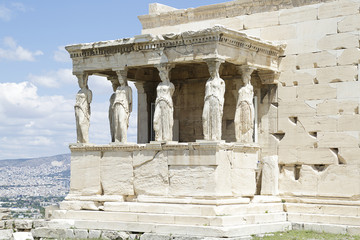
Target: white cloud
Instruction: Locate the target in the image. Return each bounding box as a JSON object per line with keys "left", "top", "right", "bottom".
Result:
{"left": 28, "top": 136, "right": 54, "bottom": 146}
{"left": 0, "top": 81, "right": 75, "bottom": 159}
{"left": 0, "top": 81, "right": 72, "bottom": 119}
{"left": 0, "top": 78, "right": 139, "bottom": 159}
{"left": 28, "top": 68, "right": 76, "bottom": 88}
{"left": 11, "top": 2, "right": 27, "bottom": 12}
{"left": 28, "top": 74, "right": 58, "bottom": 88}
{"left": 0, "top": 5, "right": 11, "bottom": 21}
{"left": 25, "top": 121, "right": 35, "bottom": 128}
{"left": 0, "top": 3, "right": 30, "bottom": 22}
{"left": 54, "top": 46, "right": 71, "bottom": 63}
{"left": 0, "top": 37, "right": 43, "bottom": 62}
{"left": 88, "top": 75, "right": 113, "bottom": 94}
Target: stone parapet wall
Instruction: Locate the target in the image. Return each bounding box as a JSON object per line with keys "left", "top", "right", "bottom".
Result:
{"left": 67, "top": 142, "right": 259, "bottom": 201}
{"left": 138, "top": 0, "right": 336, "bottom": 30}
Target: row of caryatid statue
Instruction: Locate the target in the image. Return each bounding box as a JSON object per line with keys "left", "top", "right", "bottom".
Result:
{"left": 74, "top": 60, "right": 255, "bottom": 144}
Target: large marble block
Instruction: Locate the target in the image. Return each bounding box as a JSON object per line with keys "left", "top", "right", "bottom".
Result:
{"left": 70, "top": 150, "right": 101, "bottom": 196}
{"left": 67, "top": 143, "right": 259, "bottom": 202}
{"left": 101, "top": 151, "right": 134, "bottom": 195}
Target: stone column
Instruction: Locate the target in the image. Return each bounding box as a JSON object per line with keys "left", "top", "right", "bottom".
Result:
{"left": 202, "top": 58, "right": 225, "bottom": 141}
{"left": 109, "top": 69, "right": 132, "bottom": 143}
{"left": 234, "top": 65, "right": 256, "bottom": 143}
{"left": 153, "top": 63, "right": 175, "bottom": 142}
{"left": 74, "top": 72, "right": 92, "bottom": 144}
{"left": 134, "top": 81, "right": 149, "bottom": 143}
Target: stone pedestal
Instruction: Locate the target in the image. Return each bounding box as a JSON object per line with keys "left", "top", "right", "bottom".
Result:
{"left": 45, "top": 142, "right": 293, "bottom": 238}
{"left": 66, "top": 142, "right": 259, "bottom": 203}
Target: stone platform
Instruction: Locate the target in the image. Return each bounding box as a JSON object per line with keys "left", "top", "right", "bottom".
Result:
{"left": 45, "top": 142, "right": 294, "bottom": 238}
{"left": 46, "top": 196, "right": 289, "bottom": 239}
{"left": 67, "top": 142, "right": 260, "bottom": 201}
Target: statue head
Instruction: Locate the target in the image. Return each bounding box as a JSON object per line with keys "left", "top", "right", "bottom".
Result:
{"left": 119, "top": 77, "right": 125, "bottom": 85}
{"left": 76, "top": 73, "right": 88, "bottom": 89}
{"left": 156, "top": 63, "right": 173, "bottom": 83}
{"left": 159, "top": 69, "right": 169, "bottom": 82}
{"left": 206, "top": 59, "right": 222, "bottom": 79}
{"left": 116, "top": 69, "right": 128, "bottom": 87}
{"left": 238, "top": 65, "right": 255, "bottom": 86}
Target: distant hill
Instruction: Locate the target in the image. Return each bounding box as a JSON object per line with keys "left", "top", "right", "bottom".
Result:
{"left": 0, "top": 154, "right": 70, "bottom": 167}
{"left": 0, "top": 154, "right": 71, "bottom": 198}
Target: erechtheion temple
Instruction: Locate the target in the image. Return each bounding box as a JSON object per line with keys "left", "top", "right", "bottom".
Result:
{"left": 37, "top": 0, "right": 360, "bottom": 238}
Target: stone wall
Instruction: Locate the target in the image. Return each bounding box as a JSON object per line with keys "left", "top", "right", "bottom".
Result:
{"left": 67, "top": 143, "right": 259, "bottom": 203}
{"left": 0, "top": 219, "right": 142, "bottom": 240}
{"left": 140, "top": 0, "right": 360, "bottom": 199}
{"left": 138, "top": 0, "right": 336, "bottom": 31}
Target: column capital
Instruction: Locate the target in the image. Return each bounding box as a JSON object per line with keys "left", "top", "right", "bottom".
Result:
{"left": 134, "top": 81, "right": 146, "bottom": 93}
{"left": 115, "top": 68, "right": 128, "bottom": 86}
{"left": 258, "top": 70, "right": 280, "bottom": 85}
{"left": 237, "top": 65, "right": 256, "bottom": 85}
{"left": 236, "top": 65, "right": 256, "bottom": 75}
{"left": 155, "top": 63, "right": 174, "bottom": 82}
{"left": 107, "top": 75, "right": 119, "bottom": 92}
{"left": 74, "top": 72, "right": 89, "bottom": 89}
{"left": 205, "top": 58, "right": 225, "bottom": 79}
{"left": 204, "top": 57, "right": 225, "bottom": 65}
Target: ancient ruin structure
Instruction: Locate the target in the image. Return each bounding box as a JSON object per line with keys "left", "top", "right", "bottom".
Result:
{"left": 35, "top": 0, "right": 360, "bottom": 239}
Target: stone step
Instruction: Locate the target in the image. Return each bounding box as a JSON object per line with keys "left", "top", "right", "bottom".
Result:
{"left": 292, "top": 222, "right": 360, "bottom": 235}
{"left": 51, "top": 210, "right": 287, "bottom": 226}
{"left": 285, "top": 203, "right": 360, "bottom": 217}
{"left": 0, "top": 229, "right": 13, "bottom": 240}
{"left": 288, "top": 212, "right": 360, "bottom": 226}
{"left": 283, "top": 197, "right": 360, "bottom": 206}
{"left": 70, "top": 219, "right": 291, "bottom": 238}
{"left": 61, "top": 201, "right": 284, "bottom": 216}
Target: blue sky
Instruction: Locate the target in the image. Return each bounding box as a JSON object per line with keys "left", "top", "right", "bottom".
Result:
{"left": 0, "top": 0, "right": 227, "bottom": 160}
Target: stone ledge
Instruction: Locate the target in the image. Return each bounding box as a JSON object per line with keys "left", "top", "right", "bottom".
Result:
{"left": 69, "top": 142, "right": 260, "bottom": 152}
{"left": 138, "top": 0, "right": 333, "bottom": 30}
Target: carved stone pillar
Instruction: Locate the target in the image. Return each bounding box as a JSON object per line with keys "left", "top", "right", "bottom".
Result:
{"left": 153, "top": 63, "right": 175, "bottom": 142}
{"left": 234, "top": 65, "right": 256, "bottom": 143}
{"left": 134, "top": 81, "right": 149, "bottom": 143}
{"left": 202, "top": 59, "right": 225, "bottom": 141}
{"left": 109, "top": 69, "right": 132, "bottom": 143}
{"left": 74, "top": 72, "right": 92, "bottom": 144}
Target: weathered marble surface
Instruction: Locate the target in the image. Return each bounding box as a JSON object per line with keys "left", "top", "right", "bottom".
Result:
{"left": 235, "top": 65, "right": 255, "bottom": 143}
{"left": 74, "top": 74, "right": 92, "bottom": 144}
{"left": 202, "top": 59, "right": 225, "bottom": 141}
{"left": 153, "top": 64, "right": 175, "bottom": 142}
{"left": 109, "top": 70, "right": 132, "bottom": 143}
{"left": 68, "top": 142, "right": 259, "bottom": 199}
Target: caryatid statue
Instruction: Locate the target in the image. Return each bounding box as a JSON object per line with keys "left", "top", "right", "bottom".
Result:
{"left": 234, "top": 65, "right": 255, "bottom": 143}
{"left": 202, "top": 59, "right": 225, "bottom": 141}
{"left": 109, "top": 70, "right": 132, "bottom": 143}
{"left": 74, "top": 73, "right": 92, "bottom": 143}
{"left": 153, "top": 64, "right": 175, "bottom": 142}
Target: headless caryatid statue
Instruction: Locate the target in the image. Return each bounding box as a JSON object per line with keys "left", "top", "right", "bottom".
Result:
{"left": 234, "top": 65, "right": 255, "bottom": 143}
{"left": 109, "top": 71, "right": 132, "bottom": 143}
{"left": 153, "top": 64, "right": 175, "bottom": 142}
{"left": 202, "top": 59, "right": 225, "bottom": 141}
{"left": 74, "top": 73, "right": 92, "bottom": 143}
